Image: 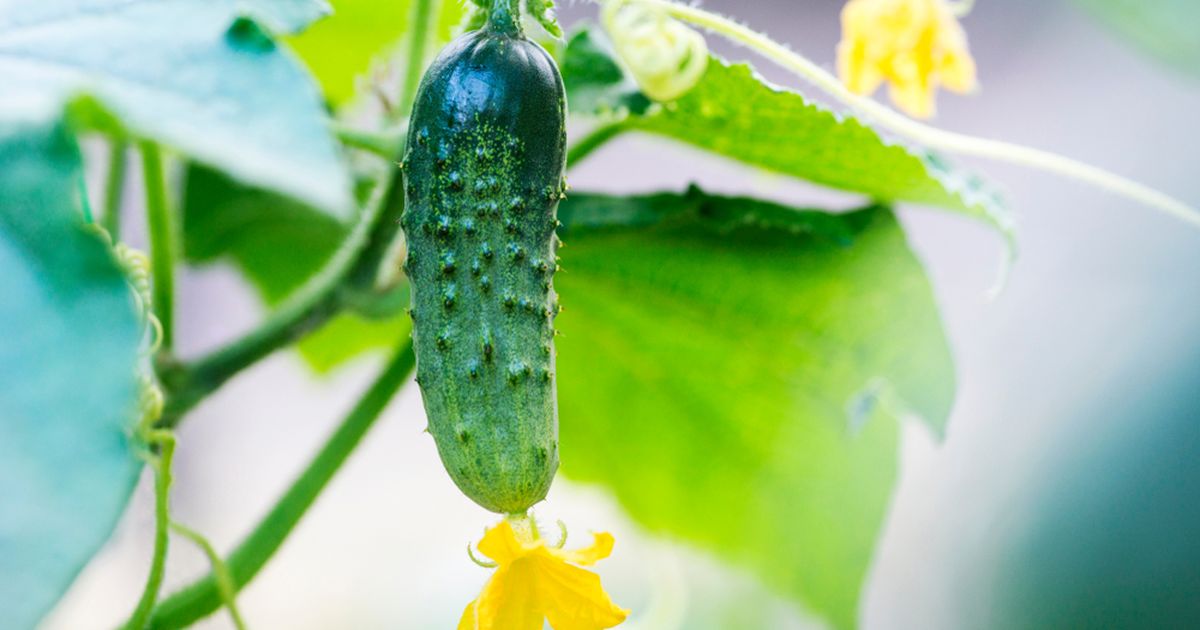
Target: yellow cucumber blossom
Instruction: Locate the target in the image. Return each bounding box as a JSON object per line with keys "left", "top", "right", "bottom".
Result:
{"left": 458, "top": 518, "right": 628, "bottom": 630}
{"left": 838, "top": 0, "right": 978, "bottom": 118}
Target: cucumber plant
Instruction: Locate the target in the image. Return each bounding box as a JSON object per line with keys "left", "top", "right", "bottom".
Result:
{"left": 2, "top": 0, "right": 1196, "bottom": 628}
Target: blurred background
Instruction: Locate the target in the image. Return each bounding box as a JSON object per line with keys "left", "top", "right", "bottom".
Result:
{"left": 43, "top": 0, "right": 1200, "bottom": 628}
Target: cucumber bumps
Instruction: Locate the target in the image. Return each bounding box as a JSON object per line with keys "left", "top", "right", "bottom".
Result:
{"left": 402, "top": 1, "right": 567, "bottom": 514}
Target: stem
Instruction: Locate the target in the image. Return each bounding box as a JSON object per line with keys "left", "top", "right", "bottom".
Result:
{"left": 141, "top": 142, "right": 176, "bottom": 350}
{"left": 156, "top": 170, "right": 406, "bottom": 428}
{"left": 629, "top": 0, "right": 1200, "bottom": 228}
{"left": 123, "top": 431, "right": 176, "bottom": 630}
{"left": 486, "top": 0, "right": 523, "bottom": 37}
{"left": 333, "top": 121, "right": 406, "bottom": 159}
{"left": 567, "top": 119, "right": 631, "bottom": 168}
{"left": 343, "top": 171, "right": 409, "bottom": 293}
{"left": 77, "top": 174, "right": 94, "bottom": 223}
{"left": 146, "top": 340, "right": 416, "bottom": 629}
{"left": 169, "top": 523, "right": 247, "bottom": 630}
{"left": 398, "top": 0, "right": 443, "bottom": 118}
{"left": 104, "top": 140, "right": 128, "bottom": 237}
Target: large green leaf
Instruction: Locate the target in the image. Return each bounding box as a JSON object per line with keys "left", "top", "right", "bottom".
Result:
{"left": 553, "top": 188, "right": 955, "bottom": 629}
{"left": 1074, "top": 0, "right": 1200, "bottom": 76}
{"left": 0, "top": 119, "right": 143, "bottom": 629}
{"left": 182, "top": 164, "right": 409, "bottom": 371}
{"left": 564, "top": 27, "right": 1009, "bottom": 234}
{"left": 287, "top": 0, "right": 466, "bottom": 107}
{"left": 0, "top": 0, "right": 351, "bottom": 214}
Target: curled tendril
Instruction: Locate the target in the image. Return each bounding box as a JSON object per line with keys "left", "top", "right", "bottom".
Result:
{"left": 111, "top": 242, "right": 165, "bottom": 353}
{"left": 137, "top": 371, "right": 165, "bottom": 425}
{"left": 602, "top": 0, "right": 709, "bottom": 102}
{"left": 89, "top": 207, "right": 167, "bottom": 439}
{"left": 114, "top": 243, "right": 153, "bottom": 311}
{"left": 467, "top": 541, "right": 500, "bottom": 568}
{"left": 146, "top": 313, "right": 165, "bottom": 355}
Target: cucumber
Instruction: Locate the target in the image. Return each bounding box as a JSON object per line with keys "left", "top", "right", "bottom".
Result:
{"left": 401, "top": 2, "right": 567, "bottom": 514}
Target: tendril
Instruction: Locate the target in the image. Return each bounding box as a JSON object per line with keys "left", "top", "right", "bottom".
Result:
{"left": 102, "top": 233, "right": 168, "bottom": 435}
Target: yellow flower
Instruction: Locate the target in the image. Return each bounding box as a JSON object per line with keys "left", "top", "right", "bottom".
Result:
{"left": 837, "top": 0, "right": 978, "bottom": 118}
{"left": 458, "top": 518, "right": 629, "bottom": 630}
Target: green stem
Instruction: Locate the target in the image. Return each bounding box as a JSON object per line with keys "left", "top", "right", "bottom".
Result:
{"left": 77, "top": 174, "right": 95, "bottom": 223}
{"left": 632, "top": 0, "right": 1200, "bottom": 228}
{"left": 141, "top": 142, "right": 175, "bottom": 350}
{"left": 123, "top": 431, "right": 176, "bottom": 630}
{"left": 333, "top": 121, "right": 406, "bottom": 159}
{"left": 486, "top": 0, "right": 523, "bottom": 37}
{"left": 104, "top": 140, "right": 128, "bottom": 237}
{"left": 398, "top": 0, "right": 443, "bottom": 118}
{"left": 146, "top": 340, "right": 416, "bottom": 629}
{"left": 155, "top": 169, "right": 406, "bottom": 428}
{"left": 567, "top": 119, "right": 630, "bottom": 168}
{"left": 168, "top": 523, "right": 247, "bottom": 630}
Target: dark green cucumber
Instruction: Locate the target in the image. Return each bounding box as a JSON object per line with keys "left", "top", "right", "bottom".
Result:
{"left": 401, "top": 4, "right": 567, "bottom": 514}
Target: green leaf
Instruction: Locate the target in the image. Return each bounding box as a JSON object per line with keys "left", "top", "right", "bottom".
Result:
{"left": 553, "top": 188, "right": 955, "bottom": 629}
{"left": 1074, "top": 0, "right": 1200, "bottom": 76}
{"left": 182, "top": 164, "right": 409, "bottom": 371}
{"left": 0, "top": 119, "right": 143, "bottom": 629}
{"left": 0, "top": 0, "right": 351, "bottom": 214}
{"left": 561, "top": 28, "right": 1009, "bottom": 234}
{"left": 527, "top": 0, "right": 564, "bottom": 40}
{"left": 287, "top": 0, "right": 467, "bottom": 107}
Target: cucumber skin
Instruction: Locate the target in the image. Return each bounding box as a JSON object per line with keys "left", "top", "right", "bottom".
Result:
{"left": 402, "top": 27, "right": 567, "bottom": 514}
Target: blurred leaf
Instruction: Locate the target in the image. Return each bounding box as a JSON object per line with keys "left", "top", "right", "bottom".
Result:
{"left": 182, "top": 164, "right": 409, "bottom": 371}
{"left": 560, "top": 28, "right": 651, "bottom": 116}
{"left": 239, "top": 0, "right": 331, "bottom": 35}
{"left": 287, "top": 0, "right": 466, "bottom": 107}
{"left": 0, "top": 119, "right": 143, "bottom": 628}
{"left": 987, "top": 340, "right": 1200, "bottom": 629}
{"left": 561, "top": 28, "right": 1009, "bottom": 234}
{"left": 0, "top": 0, "right": 352, "bottom": 214}
{"left": 553, "top": 188, "right": 955, "bottom": 629}
{"left": 1075, "top": 0, "right": 1200, "bottom": 76}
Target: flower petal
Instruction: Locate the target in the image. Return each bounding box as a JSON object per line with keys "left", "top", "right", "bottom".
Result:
{"left": 534, "top": 553, "right": 629, "bottom": 630}
{"left": 458, "top": 600, "right": 479, "bottom": 630}
{"left": 837, "top": 0, "right": 977, "bottom": 117}
{"left": 477, "top": 520, "right": 527, "bottom": 565}
{"left": 474, "top": 563, "right": 546, "bottom": 630}
{"left": 554, "top": 532, "right": 616, "bottom": 567}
